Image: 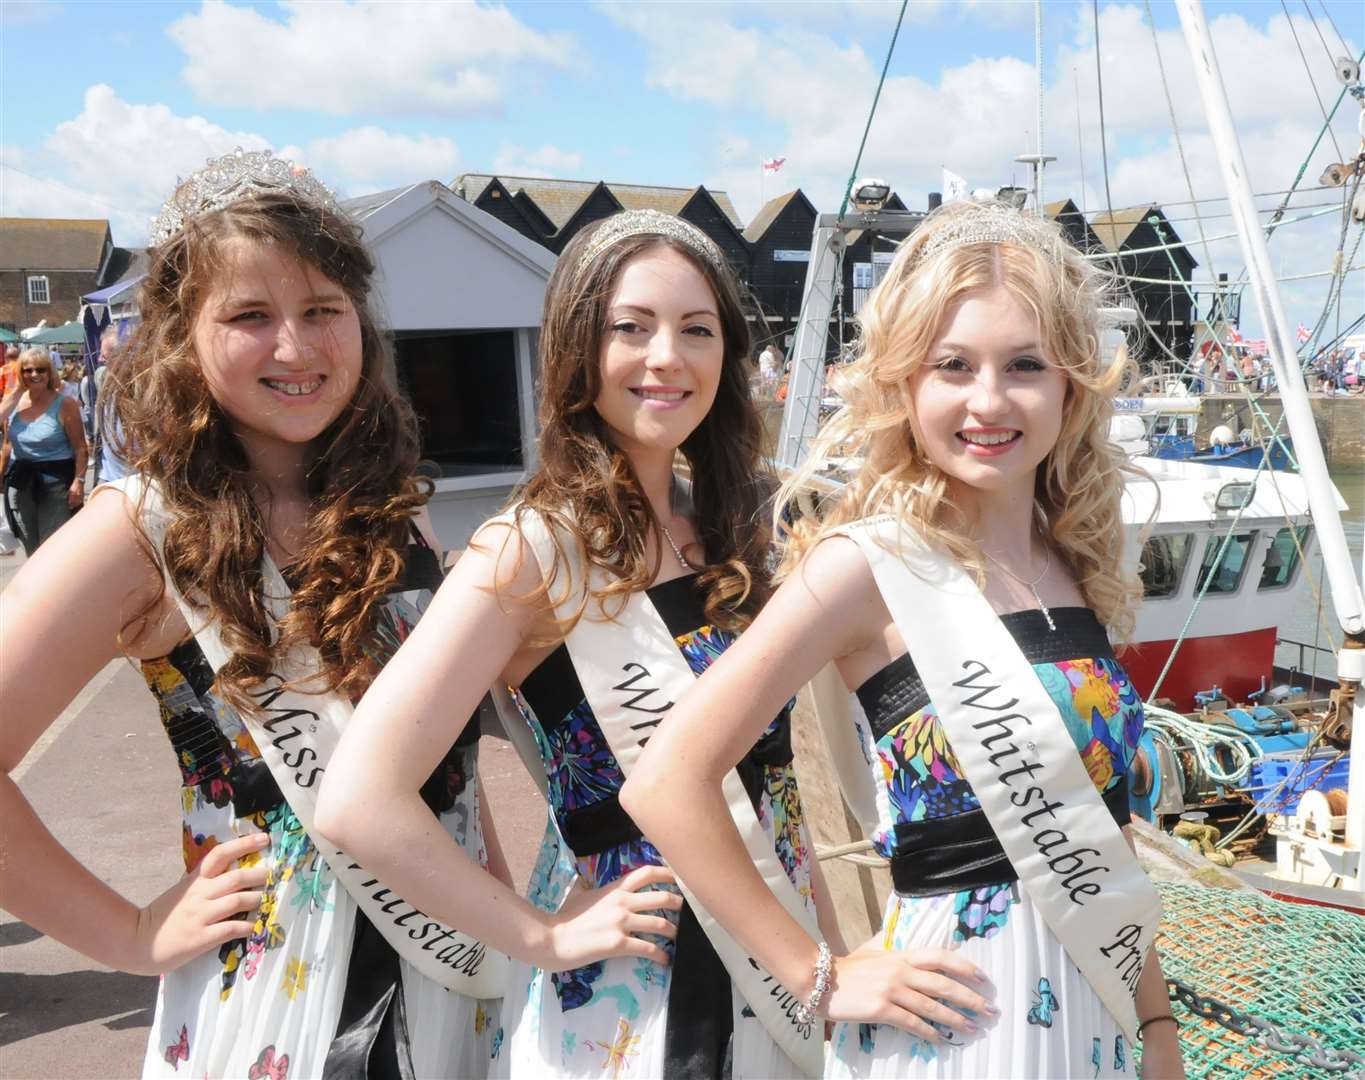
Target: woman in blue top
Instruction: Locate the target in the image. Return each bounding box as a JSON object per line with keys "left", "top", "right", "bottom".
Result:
{"left": 0, "top": 347, "right": 88, "bottom": 554}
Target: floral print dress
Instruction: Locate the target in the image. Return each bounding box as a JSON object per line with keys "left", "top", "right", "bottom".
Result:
{"left": 138, "top": 582, "right": 499, "bottom": 1080}
{"left": 496, "top": 575, "right": 816, "bottom": 1080}
{"left": 828, "top": 608, "right": 1144, "bottom": 1080}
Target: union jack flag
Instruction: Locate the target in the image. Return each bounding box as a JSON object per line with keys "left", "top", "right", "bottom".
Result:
{"left": 762, "top": 156, "right": 787, "bottom": 174}
{"left": 1296, "top": 323, "right": 1312, "bottom": 344}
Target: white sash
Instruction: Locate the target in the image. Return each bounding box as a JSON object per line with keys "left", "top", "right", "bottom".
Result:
{"left": 112, "top": 475, "right": 507, "bottom": 999}
{"left": 489, "top": 505, "right": 825, "bottom": 1078}
{"left": 821, "top": 516, "right": 1160, "bottom": 1042}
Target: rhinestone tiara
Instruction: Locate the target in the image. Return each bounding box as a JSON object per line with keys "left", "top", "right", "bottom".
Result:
{"left": 148, "top": 147, "right": 339, "bottom": 247}
{"left": 575, "top": 209, "right": 724, "bottom": 275}
{"left": 907, "top": 198, "right": 1068, "bottom": 269}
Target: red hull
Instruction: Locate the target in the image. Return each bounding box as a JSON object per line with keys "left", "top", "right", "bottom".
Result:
{"left": 1122, "top": 626, "right": 1278, "bottom": 709}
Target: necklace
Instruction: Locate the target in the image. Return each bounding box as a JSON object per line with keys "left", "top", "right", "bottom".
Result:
{"left": 659, "top": 522, "right": 693, "bottom": 571}
{"left": 981, "top": 541, "right": 1055, "bottom": 632}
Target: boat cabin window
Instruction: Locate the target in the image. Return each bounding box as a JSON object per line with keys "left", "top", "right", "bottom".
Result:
{"left": 1151, "top": 415, "right": 1194, "bottom": 438}
{"left": 1194, "top": 531, "right": 1259, "bottom": 595}
{"left": 1139, "top": 533, "right": 1194, "bottom": 598}
{"left": 1258, "top": 525, "right": 1311, "bottom": 590}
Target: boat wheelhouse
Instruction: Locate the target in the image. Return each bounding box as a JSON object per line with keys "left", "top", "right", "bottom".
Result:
{"left": 1120, "top": 456, "right": 1344, "bottom": 709}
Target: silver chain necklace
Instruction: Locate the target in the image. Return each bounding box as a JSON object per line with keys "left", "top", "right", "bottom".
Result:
{"left": 659, "top": 522, "right": 693, "bottom": 571}
{"left": 981, "top": 541, "right": 1055, "bottom": 631}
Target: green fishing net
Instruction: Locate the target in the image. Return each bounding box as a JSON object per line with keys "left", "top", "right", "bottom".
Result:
{"left": 1137, "top": 881, "right": 1365, "bottom": 1078}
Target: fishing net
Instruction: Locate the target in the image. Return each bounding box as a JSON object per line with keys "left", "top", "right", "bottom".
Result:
{"left": 1136, "top": 880, "right": 1365, "bottom": 1078}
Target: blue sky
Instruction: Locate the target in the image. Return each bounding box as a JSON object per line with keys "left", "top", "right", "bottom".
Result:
{"left": 2, "top": 1, "right": 1361, "bottom": 336}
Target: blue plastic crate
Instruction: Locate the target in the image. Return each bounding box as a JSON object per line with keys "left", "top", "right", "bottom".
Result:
{"left": 1243, "top": 752, "right": 1351, "bottom": 815}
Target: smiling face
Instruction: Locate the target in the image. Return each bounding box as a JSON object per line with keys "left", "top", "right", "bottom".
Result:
{"left": 910, "top": 284, "right": 1068, "bottom": 509}
{"left": 592, "top": 243, "right": 724, "bottom": 458}
{"left": 191, "top": 238, "right": 363, "bottom": 464}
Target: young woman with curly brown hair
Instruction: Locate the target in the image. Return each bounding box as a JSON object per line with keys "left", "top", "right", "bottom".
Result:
{"left": 319, "top": 210, "right": 844, "bottom": 1078}
{"left": 0, "top": 156, "right": 676, "bottom": 1080}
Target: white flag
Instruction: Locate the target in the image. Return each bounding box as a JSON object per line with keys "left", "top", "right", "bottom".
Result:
{"left": 943, "top": 168, "right": 968, "bottom": 203}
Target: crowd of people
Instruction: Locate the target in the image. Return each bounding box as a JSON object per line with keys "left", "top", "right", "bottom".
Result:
{"left": 0, "top": 151, "right": 1187, "bottom": 1079}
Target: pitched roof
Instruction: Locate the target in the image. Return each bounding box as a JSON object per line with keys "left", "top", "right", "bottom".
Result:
{"left": 1088, "top": 205, "right": 1156, "bottom": 252}
{"left": 452, "top": 174, "right": 743, "bottom": 231}
{"left": 341, "top": 184, "right": 422, "bottom": 219}
{"left": 744, "top": 190, "right": 805, "bottom": 242}
{"left": 0, "top": 218, "right": 110, "bottom": 271}
{"left": 102, "top": 246, "right": 145, "bottom": 286}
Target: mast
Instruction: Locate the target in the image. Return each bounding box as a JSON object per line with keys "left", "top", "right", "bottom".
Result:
{"left": 1175, "top": 0, "right": 1365, "bottom": 874}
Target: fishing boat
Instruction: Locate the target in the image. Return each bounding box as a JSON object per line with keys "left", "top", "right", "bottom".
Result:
{"left": 1111, "top": 394, "right": 1296, "bottom": 470}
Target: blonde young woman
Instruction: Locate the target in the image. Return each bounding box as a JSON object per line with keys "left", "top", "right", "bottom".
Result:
{"left": 622, "top": 201, "right": 1186, "bottom": 1078}
{"left": 320, "top": 210, "right": 842, "bottom": 1078}
{"left": 0, "top": 346, "right": 88, "bottom": 554}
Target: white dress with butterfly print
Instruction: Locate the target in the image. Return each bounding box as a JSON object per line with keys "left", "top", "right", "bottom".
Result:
{"left": 826, "top": 612, "right": 1143, "bottom": 1079}
{"left": 136, "top": 589, "right": 500, "bottom": 1080}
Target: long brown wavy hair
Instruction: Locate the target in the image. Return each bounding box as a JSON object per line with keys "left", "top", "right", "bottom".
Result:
{"left": 508, "top": 217, "right": 771, "bottom": 633}
{"left": 779, "top": 200, "right": 1143, "bottom": 641}
{"left": 110, "top": 190, "right": 428, "bottom": 711}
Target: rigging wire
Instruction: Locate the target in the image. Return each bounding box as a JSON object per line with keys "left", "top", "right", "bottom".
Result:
{"left": 1283, "top": 0, "right": 1346, "bottom": 163}
{"left": 1104, "top": 184, "right": 1337, "bottom": 210}
{"left": 1314, "top": 0, "right": 1354, "bottom": 58}
{"left": 1080, "top": 204, "right": 1342, "bottom": 260}
{"left": 1143, "top": 0, "right": 1228, "bottom": 327}
{"left": 836, "top": 0, "right": 909, "bottom": 220}
{"left": 1264, "top": 50, "right": 1362, "bottom": 242}
{"left": 1092, "top": 0, "right": 1118, "bottom": 273}
{"left": 785, "top": 0, "right": 909, "bottom": 468}
{"left": 1300, "top": 0, "right": 1349, "bottom": 74}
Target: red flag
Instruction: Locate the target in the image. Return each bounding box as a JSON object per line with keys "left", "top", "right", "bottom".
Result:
{"left": 762, "top": 156, "right": 787, "bottom": 174}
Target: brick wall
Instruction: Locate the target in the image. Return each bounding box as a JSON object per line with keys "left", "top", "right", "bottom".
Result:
{"left": 0, "top": 269, "right": 97, "bottom": 331}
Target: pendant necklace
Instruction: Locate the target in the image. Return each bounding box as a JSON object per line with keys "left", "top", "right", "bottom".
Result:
{"left": 982, "top": 541, "right": 1055, "bottom": 632}
{"left": 659, "top": 522, "right": 693, "bottom": 571}
{"left": 661, "top": 473, "right": 694, "bottom": 572}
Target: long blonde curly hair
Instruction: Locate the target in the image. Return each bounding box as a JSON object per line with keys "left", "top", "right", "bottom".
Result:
{"left": 778, "top": 200, "right": 1142, "bottom": 640}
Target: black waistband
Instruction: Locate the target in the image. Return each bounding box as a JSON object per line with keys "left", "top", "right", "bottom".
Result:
{"left": 559, "top": 709, "right": 793, "bottom": 859}
{"left": 889, "top": 781, "right": 1131, "bottom": 897}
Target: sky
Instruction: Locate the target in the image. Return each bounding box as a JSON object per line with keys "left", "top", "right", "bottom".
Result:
{"left": 2, "top": 0, "right": 1361, "bottom": 340}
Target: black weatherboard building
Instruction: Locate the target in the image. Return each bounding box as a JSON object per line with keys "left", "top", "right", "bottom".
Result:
{"left": 1090, "top": 204, "right": 1197, "bottom": 367}
{"left": 452, "top": 174, "right": 748, "bottom": 272}
{"left": 450, "top": 175, "right": 1196, "bottom": 372}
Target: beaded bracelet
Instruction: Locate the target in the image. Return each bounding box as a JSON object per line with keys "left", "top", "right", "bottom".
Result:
{"left": 793, "top": 941, "right": 832, "bottom": 1026}
{"left": 1137, "top": 1014, "right": 1178, "bottom": 1041}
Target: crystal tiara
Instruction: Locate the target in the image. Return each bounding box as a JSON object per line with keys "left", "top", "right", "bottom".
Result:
{"left": 149, "top": 147, "right": 339, "bottom": 247}
{"left": 907, "top": 199, "right": 1069, "bottom": 269}
{"left": 576, "top": 209, "right": 724, "bottom": 274}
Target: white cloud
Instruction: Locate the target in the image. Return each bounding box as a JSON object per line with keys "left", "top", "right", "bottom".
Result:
{"left": 490, "top": 143, "right": 584, "bottom": 179}
{"left": 1, "top": 87, "right": 466, "bottom": 244}
{"left": 0, "top": 84, "right": 270, "bottom": 241}
{"left": 607, "top": 2, "right": 1360, "bottom": 336}
{"left": 282, "top": 128, "right": 460, "bottom": 188}
{"left": 168, "top": 0, "right": 577, "bottom": 117}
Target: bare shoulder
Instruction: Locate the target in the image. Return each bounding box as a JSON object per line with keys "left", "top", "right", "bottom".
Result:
{"left": 782, "top": 533, "right": 881, "bottom": 616}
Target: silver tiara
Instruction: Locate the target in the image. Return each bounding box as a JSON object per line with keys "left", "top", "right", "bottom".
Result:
{"left": 576, "top": 209, "right": 724, "bottom": 274}
{"left": 908, "top": 199, "right": 1068, "bottom": 269}
{"left": 149, "top": 147, "right": 339, "bottom": 247}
